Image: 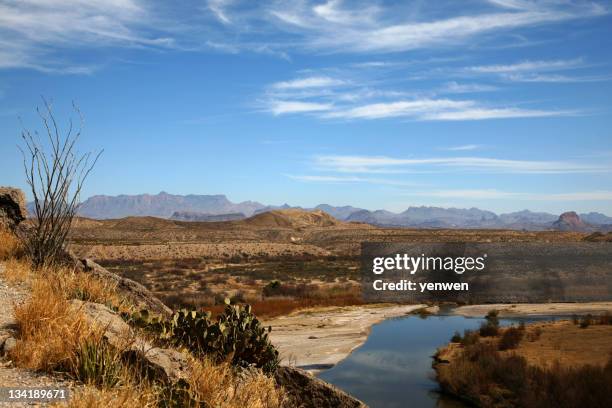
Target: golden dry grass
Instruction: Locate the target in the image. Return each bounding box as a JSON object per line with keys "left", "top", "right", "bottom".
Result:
{"left": 54, "top": 385, "right": 158, "bottom": 408}
{"left": 10, "top": 274, "right": 94, "bottom": 372}
{"left": 188, "top": 357, "right": 285, "bottom": 408}
{"left": 1, "top": 257, "right": 32, "bottom": 284}
{"left": 0, "top": 226, "right": 23, "bottom": 260}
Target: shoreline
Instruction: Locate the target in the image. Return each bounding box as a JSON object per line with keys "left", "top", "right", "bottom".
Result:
{"left": 447, "top": 302, "right": 612, "bottom": 318}
{"left": 266, "top": 302, "right": 612, "bottom": 373}
{"left": 265, "top": 304, "right": 426, "bottom": 372}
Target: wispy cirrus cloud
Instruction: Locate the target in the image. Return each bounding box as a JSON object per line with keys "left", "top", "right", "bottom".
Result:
{"left": 0, "top": 0, "right": 173, "bottom": 73}
{"left": 467, "top": 58, "right": 585, "bottom": 73}
{"left": 3, "top": 1, "right": 608, "bottom": 73}
{"left": 268, "top": 1, "right": 606, "bottom": 53}
{"left": 270, "top": 97, "right": 573, "bottom": 121}
{"left": 444, "top": 144, "right": 483, "bottom": 151}
{"left": 313, "top": 154, "right": 611, "bottom": 174}
{"left": 285, "top": 174, "right": 417, "bottom": 187}
{"left": 268, "top": 100, "right": 332, "bottom": 115}
{"left": 271, "top": 76, "right": 347, "bottom": 90}
{"left": 463, "top": 58, "right": 611, "bottom": 83}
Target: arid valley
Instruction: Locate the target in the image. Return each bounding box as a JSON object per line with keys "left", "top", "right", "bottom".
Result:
{"left": 66, "top": 209, "right": 612, "bottom": 376}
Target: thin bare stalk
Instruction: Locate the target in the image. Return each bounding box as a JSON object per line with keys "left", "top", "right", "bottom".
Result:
{"left": 19, "top": 98, "right": 102, "bottom": 267}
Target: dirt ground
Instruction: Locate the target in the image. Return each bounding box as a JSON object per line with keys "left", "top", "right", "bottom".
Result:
{"left": 449, "top": 302, "right": 612, "bottom": 317}
{"left": 513, "top": 320, "right": 612, "bottom": 368}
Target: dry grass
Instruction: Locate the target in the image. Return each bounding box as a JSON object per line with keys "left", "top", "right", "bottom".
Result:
{"left": 187, "top": 357, "right": 284, "bottom": 408}
{"left": 54, "top": 385, "right": 158, "bottom": 408}
{"left": 9, "top": 262, "right": 126, "bottom": 372}
{"left": 10, "top": 274, "right": 95, "bottom": 372}
{"left": 1, "top": 257, "right": 32, "bottom": 284}
{"left": 0, "top": 226, "right": 23, "bottom": 260}
{"left": 437, "top": 342, "right": 612, "bottom": 408}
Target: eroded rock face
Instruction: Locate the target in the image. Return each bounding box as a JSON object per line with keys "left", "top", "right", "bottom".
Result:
{"left": 0, "top": 187, "right": 27, "bottom": 231}
{"left": 275, "top": 366, "right": 367, "bottom": 408}
{"left": 552, "top": 211, "right": 591, "bottom": 231}
{"left": 70, "top": 299, "right": 189, "bottom": 385}
{"left": 64, "top": 252, "right": 173, "bottom": 318}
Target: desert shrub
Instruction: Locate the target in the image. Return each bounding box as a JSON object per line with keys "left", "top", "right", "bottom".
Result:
{"left": 73, "top": 337, "right": 124, "bottom": 388}
{"left": 63, "top": 386, "right": 158, "bottom": 408}
{"left": 460, "top": 330, "right": 480, "bottom": 346}
{"left": 11, "top": 275, "right": 94, "bottom": 372}
{"left": 263, "top": 280, "right": 318, "bottom": 298}
{"left": 412, "top": 307, "right": 432, "bottom": 319}
{"left": 229, "top": 290, "right": 245, "bottom": 304}
{"left": 597, "top": 312, "right": 612, "bottom": 325}
{"left": 450, "top": 331, "right": 462, "bottom": 343}
{"left": 437, "top": 340, "right": 612, "bottom": 408}
{"left": 1, "top": 257, "right": 32, "bottom": 284}
{"left": 479, "top": 309, "right": 500, "bottom": 337}
{"left": 527, "top": 327, "right": 543, "bottom": 342}
{"left": 20, "top": 100, "right": 101, "bottom": 267}
{"left": 0, "top": 227, "right": 23, "bottom": 260}
{"left": 131, "top": 302, "right": 279, "bottom": 373}
{"left": 579, "top": 314, "right": 593, "bottom": 329}
{"left": 499, "top": 326, "right": 524, "bottom": 350}
{"left": 187, "top": 358, "right": 284, "bottom": 408}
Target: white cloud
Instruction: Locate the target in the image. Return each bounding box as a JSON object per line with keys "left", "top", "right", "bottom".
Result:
{"left": 284, "top": 5, "right": 607, "bottom": 53}
{"left": 323, "top": 99, "right": 474, "bottom": 120}
{"left": 503, "top": 73, "right": 611, "bottom": 83}
{"left": 268, "top": 100, "right": 332, "bottom": 115}
{"left": 0, "top": 0, "right": 173, "bottom": 73}
{"left": 467, "top": 59, "right": 584, "bottom": 73}
{"left": 208, "top": 0, "right": 233, "bottom": 24}
{"left": 272, "top": 76, "right": 346, "bottom": 90}
{"left": 442, "top": 82, "right": 498, "bottom": 93}
{"left": 312, "top": 98, "right": 570, "bottom": 121}
{"left": 286, "top": 174, "right": 416, "bottom": 186}
{"left": 445, "top": 144, "right": 483, "bottom": 151}
{"left": 422, "top": 107, "right": 573, "bottom": 121}
{"left": 314, "top": 155, "right": 611, "bottom": 174}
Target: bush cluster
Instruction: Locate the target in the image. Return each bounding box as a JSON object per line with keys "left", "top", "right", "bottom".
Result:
{"left": 126, "top": 300, "right": 279, "bottom": 374}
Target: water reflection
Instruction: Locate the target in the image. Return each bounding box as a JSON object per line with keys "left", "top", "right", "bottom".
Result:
{"left": 317, "top": 314, "right": 557, "bottom": 408}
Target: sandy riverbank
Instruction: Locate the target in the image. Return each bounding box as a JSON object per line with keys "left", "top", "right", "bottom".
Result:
{"left": 266, "top": 302, "right": 612, "bottom": 372}
{"left": 265, "top": 304, "right": 425, "bottom": 371}
{"left": 448, "top": 302, "right": 612, "bottom": 318}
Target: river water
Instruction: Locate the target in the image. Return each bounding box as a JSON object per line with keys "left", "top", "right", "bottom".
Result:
{"left": 317, "top": 313, "right": 560, "bottom": 408}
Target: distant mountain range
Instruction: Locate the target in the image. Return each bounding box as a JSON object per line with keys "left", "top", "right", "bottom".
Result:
{"left": 27, "top": 191, "right": 612, "bottom": 231}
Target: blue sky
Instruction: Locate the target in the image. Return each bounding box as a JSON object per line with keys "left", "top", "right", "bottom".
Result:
{"left": 1, "top": 0, "right": 611, "bottom": 215}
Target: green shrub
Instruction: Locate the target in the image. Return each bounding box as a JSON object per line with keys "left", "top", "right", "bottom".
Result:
{"left": 450, "top": 331, "right": 462, "bottom": 343}
{"left": 73, "top": 338, "right": 123, "bottom": 388}
{"left": 127, "top": 301, "right": 279, "bottom": 374}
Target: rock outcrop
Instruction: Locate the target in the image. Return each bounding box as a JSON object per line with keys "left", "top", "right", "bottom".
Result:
{"left": 275, "top": 366, "right": 367, "bottom": 408}
{"left": 552, "top": 211, "right": 591, "bottom": 232}
{"left": 0, "top": 187, "right": 27, "bottom": 231}
{"left": 70, "top": 299, "right": 189, "bottom": 385}
{"left": 65, "top": 252, "right": 173, "bottom": 318}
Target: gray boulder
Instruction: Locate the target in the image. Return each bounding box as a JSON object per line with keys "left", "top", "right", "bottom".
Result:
{"left": 275, "top": 366, "right": 367, "bottom": 408}
{"left": 70, "top": 299, "right": 189, "bottom": 385}
{"left": 0, "top": 187, "right": 27, "bottom": 231}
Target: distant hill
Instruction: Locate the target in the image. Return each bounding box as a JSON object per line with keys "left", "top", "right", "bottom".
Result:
{"left": 25, "top": 192, "right": 612, "bottom": 231}
{"left": 71, "top": 192, "right": 266, "bottom": 219}
{"left": 244, "top": 209, "right": 343, "bottom": 229}
{"left": 315, "top": 204, "right": 364, "bottom": 220}
{"left": 170, "top": 211, "right": 246, "bottom": 222}
{"left": 552, "top": 211, "right": 593, "bottom": 232}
